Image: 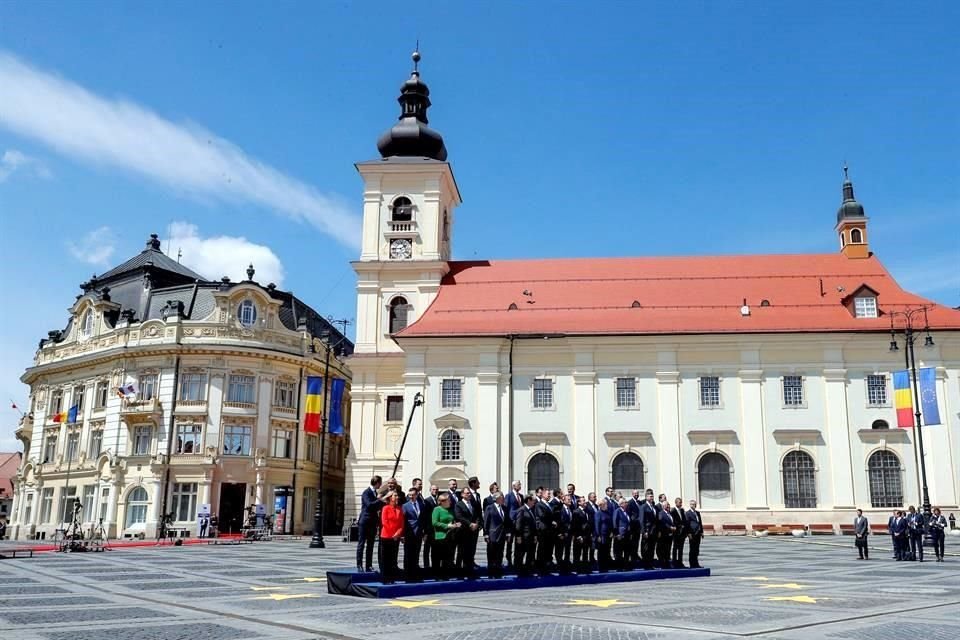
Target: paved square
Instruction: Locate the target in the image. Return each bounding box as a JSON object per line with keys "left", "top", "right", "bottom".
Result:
{"left": 1, "top": 535, "right": 957, "bottom": 639}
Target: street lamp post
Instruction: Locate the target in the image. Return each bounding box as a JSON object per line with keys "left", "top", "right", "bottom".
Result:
{"left": 888, "top": 306, "right": 935, "bottom": 517}
{"left": 309, "top": 320, "right": 350, "bottom": 550}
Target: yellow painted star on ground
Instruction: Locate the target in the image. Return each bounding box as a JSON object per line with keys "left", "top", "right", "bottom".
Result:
{"left": 759, "top": 583, "right": 809, "bottom": 590}
{"left": 565, "top": 599, "right": 639, "bottom": 608}
{"left": 296, "top": 577, "right": 327, "bottom": 582}
{"left": 252, "top": 593, "right": 319, "bottom": 601}
{"left": 249, "top": 586, "right": 289, "bottom": 591}
{"left": 764, "top": 595, "right": 829, "bottom": 604}
{"left": 738, "top": 576, "right": 769, "bottom": 581}
{"left": 382, "top": 599, "right": 444, "bottom": 609}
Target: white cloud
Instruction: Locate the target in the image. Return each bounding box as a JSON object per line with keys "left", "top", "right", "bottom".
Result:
{"left": 66, "top": 225, "right": 117, "bottom": 266}
{"left": 0, "top": 52, "right": 360, "bottom": 249}
{"left": 165, "top": 222, "right": 286, "bottom": 287}
{"left": 0, "top": 148, "right": 51, "bottom": 182}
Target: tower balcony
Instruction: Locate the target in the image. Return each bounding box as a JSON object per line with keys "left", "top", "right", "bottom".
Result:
{"left": 385, "top": 218, "right": 419, "bottom": 238}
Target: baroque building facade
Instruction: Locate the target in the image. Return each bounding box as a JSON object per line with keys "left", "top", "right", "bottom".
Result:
{"left": 346, "top": 52, "right": 960, "bottom": 526}
{"left": 10, "top": 235, "right": 352, "bottom": 540}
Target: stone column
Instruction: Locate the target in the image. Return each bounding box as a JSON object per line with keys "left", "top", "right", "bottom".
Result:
{"left": 926, "top": 367, "right": 958, "bottom": 507}
{"left": 401, "top": 352, "right": 427, "bottom": 484}
{"left": 476, "top": 368, "right": 502, "bottom": 485}
{"left": 823, "top": 364, "right": 855, "bottom": 508}
{"left": 572, "top": 355, "right": 597, "bottom": 491}
{"left": 656, "top": 351, "right": 683, "bottom": 493}
{"left": 739, "top": 350, "right": 770, "bottom": 509}
{"left": 106, "top": 479, "right": 121, "bottom": 535}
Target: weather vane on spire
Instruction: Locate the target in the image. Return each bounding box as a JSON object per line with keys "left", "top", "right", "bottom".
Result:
{"left": 412, "top": 41, "right": 420, "bottom": 73}
{"left": 843, "top": 162, "right": 849, "bottom": 180}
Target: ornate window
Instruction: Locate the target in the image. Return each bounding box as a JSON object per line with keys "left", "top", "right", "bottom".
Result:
{"left": 50, "top": 389, "right": 64, "bottom": 416}
{"left": 40, "top": 488, "right": 54, "bottom": 523}
{"left": 58, "top": 486, "right": 77, "bottom": 524}
{"left": 439, "top": 429, "right": 462, "bottom": 461}
{"left": 179, "top": 373, "right": 207, "bottom": 402}
{"left": 782, "top": 375, "right": 805, "bottom": 406}
{"left": 88, "top": 428, "right": 103, "bottom": 459}
{"left": 386, "top": 395, "right": 404, "bottom": 422}
{"left": 223, "top": 424, "right": 252, "bottom": 456}
{"left": 389, "top": 297, "right": 410, "bottom": 333}
{"left": 615, "top": 378, "right": 636, "bottom": 408}
{"left": 138, "top": 374, "right": 158, "bottom": 401}
{"left": 866, "top": 374, "right": 887, "bottom": 405}
{"left": 854, "top": 296, "right": 878, "bottom": 318}
{"left": 391, "top": 196, "right": 413, "bottom": 221}
{"left": 80, "top": 309, "right": 94, "bottom": 338}
{"left": 527, "top": 453, "right": 560, "bottom": 491}
{"left": 72, "top": 384, "right": 85, "bottom": 415}
{"left": 271, "top": 427, "right": 293, "bottom": 458}
{"left": 175, "top": 424, "right": 202, "bottom": 454}
{"left": 132, "top": 425, "right": 153, "bottom": 455}
{"left": 82, "top": 485, "right": 96, "bottom": 516}
{"left": 532, "top": 378, "right": 554, "bottom": 409}
{"left": 65, "top": 432, "right": 80, "bottom": 462}
{"left": 125, "top": 487, "right": 149, "bottom": 527}
{"left": 699, "top": 376, "right": 721, "bottom": 407}
{"left": 868, "top": 450, "right": 903, "bottom": 508}
{"left": 171, "top": 483, "right": 198, "bottom": 522}
{"left": 611, "top": 452, "right": 644, "bottom": 493}
{"left": 227, "top": 374, "right": 256, "bottom": 404}
{"left": 782, "top": 450, "right": 816, "bottom": 508}
{"left": 42, "top": 432, "right": 58, "bottom": 463}
{"left": 93, "top": 380, "right": 109, "bottom": 409}
{"left": 441, "top": 379, "right": 462, "bottom": 410}
{"left": 698, "top": 452, "right": 731, "bottom": 498}
{"left": 305, "top": 434, "right": 319, "bottom": 462}
{"left": 238, "top": 300, "right": 258, "bottom": 328}
{"left": 273, "top": 379, "right": 297, "bottom": 409}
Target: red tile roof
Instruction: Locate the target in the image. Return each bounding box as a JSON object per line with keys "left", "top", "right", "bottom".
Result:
{"left": 396, "top": 254, "right": 960, "bottom": 337}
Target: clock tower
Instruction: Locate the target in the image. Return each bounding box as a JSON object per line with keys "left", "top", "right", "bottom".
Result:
{"left": 347, "top": 50, "right": 462, "bottom": 513}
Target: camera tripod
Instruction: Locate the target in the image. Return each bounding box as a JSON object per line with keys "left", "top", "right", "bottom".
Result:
{"left": 58, "top": 502, "right": 87, "bottom": 553}
{"left": 87, "top": 517, "right": 110, "bottom": 551}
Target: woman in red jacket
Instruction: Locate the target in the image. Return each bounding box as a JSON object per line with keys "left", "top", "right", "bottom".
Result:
{"left": 379, "top": 492, "right": 404, "bottom": 583}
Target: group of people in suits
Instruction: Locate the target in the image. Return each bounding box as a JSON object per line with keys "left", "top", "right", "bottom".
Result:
{"left": 356, "top": 475, "right": 705, "bottom": 583}
{"left": 853, "top": 505, "right": 949, "bottom": 562}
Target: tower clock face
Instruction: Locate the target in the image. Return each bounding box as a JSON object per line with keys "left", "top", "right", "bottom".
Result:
{"left": 390, "top": 238, "right": 413, "bottom": 260}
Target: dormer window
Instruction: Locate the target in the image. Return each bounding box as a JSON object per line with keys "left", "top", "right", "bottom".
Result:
{"left": 854, "top": 296, "right": 878, "bottom": 318}
{"left": 238, "top": 300, "right": 258, "bottom": 328}
{"left": 850, "top": 228, "right": 863, "bottom": 243}
{"left": 391, "top": 197, "right": 413, "bottom": 222}
{"left": 80, "top": 309, "right": 94, "bottom": 338}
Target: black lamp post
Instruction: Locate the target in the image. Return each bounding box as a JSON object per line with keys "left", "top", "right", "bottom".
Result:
{"left": 309, "top": 320, "right": 350, "bottom": 550}
{"left": 888, "top": 306, "right": 935, "bottom": 517}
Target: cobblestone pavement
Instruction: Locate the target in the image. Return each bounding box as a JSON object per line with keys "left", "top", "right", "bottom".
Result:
{"left": 1, "top": 535, "right": 957, "bottom": 640}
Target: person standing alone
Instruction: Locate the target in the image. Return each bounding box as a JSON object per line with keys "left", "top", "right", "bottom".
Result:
{"left": 854, "top": 508, "right": 869, "bottom": 559}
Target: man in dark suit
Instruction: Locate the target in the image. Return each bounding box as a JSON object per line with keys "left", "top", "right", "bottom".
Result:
{"left": 627, "top": 490, "right": 643, "bottom": 568}
{"left": 887, "top": 510, "right": 897, "bottom": 559}
{"left": 640, "top": 493, "right": 659, "bottom": 570}
{"left": 356, "top": 475, "right": 382, "bottom": 571}
{"left": 583, "top": 493, "right": 598, "bottom": 568}
{"left": 483, "top": 492, "right": 508, "bottom": 578}
{"left": 854, "top": 508, "right": 869, "bottom": 560}
{"left": 422, "top": 485, "right": 438, "bottom": 571}
{"left": 402, "top": 489, "right": 424, "bottom": 581}
{"left": 448, "top": 479, "right": 461, "bottom": 505}
{"left": 893, "top": 510, "right": 909, "bottom": 561}
{"left": 670, "top": 497, "right": 687, "bottom": 568}
{"left": 594, "top": 497, "right": 614, "bottom": 572}
{"left": 534, "top": 489, "right": 556, "bottom": 574}
{"left": 571, "top": 496, "right": 591, "bottom": 573}
{"left": 483, "top": 482, "right": 500, "bottom": 510}
{"left": 907, "top": 506, "right": 924, "bottom": 562}
{"left": 454, "top": 487, "right": 482, "bottom": 577}
{"left": 512, "top": 493, "right": 538, "bottom": 576}
{"left": 566, "top": 483, "right": 580, "bottom": 506}
{"left": 613, "top": 498, "right": 631, "bottom": 570}
{"left": 656, "top": 502, "right": 676, "bottom": 568}
{"left": 685, "top": 499, "right": 703, "bottom": 568}
{"left": 504, "top": 480, "right": 524, "bottom": 568}
{"left": 385, "top": 477, "right": 406, "bottom": 505}
{"left": 555, "top": 495, "right": 574, "bottom": 573}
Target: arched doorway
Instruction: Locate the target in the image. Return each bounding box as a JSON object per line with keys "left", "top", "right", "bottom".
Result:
{"left": 527, "top": 453, "right": 560, "bottom": 492}
{"left": 697, "top": 452, "right": 731, "bottom": 509}
{"left": 867, "top": 450, "right": 902, "bottom": 508}
{"left": 611, "top": 452, "right": 644, "bottom": 494}
{"left": 782, "top": 450, "right": 817, "bottom": 508}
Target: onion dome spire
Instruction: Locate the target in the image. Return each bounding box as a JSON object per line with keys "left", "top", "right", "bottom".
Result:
{"left": 836, "top": 163, "right": 865, "bottom": 223}
{"left": 376, "top": 46, "right": 448, "bottom": 161}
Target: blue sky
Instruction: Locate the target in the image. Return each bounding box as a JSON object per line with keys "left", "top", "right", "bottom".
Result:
{"left": 1, "top": 2, "right": 958, "bottom": 449}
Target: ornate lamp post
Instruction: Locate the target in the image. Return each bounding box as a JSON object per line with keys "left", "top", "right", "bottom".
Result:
{"left": 888, "top": 306, "right": 935, "bottom": 517}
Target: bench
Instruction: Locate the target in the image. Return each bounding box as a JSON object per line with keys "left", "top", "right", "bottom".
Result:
{"left": 838, "top": 524, "right": 855, "bottom": 535}
{"left": 870, "top": 524, "right": 889, "bottom": 534}
{"left": 0, "top": 548, "right": 35, "bottom": 559}
{"left": 702, "top": 524, "right": 718, "bottom": 536}
{"left": 720, "top": 524, "right": 747, "bottom": 535}
{"left": 754, "top": 524, "right": 804, "bottom": 535}
{"left": 808, "top": 524, "right": 835, "bottom": 535}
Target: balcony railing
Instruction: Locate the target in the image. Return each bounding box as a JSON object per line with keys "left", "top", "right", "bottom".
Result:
{"left": 223, "top": 401, "right": 256, "bottom": 410}
{"left": 120, "top": 397, "right": 161, "bottom": 415}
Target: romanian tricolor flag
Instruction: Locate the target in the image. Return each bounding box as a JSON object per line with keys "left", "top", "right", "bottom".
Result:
{"left": 52, "top": 404, "right": 80, "bottom": 424}
{"left": 303, "top": 376, "right": 323, "bottom": 434}
{"left": 893, "top": 370, "right": 913, "bottom": 428}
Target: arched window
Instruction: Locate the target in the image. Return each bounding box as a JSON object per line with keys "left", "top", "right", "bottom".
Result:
{"left": 80, "top": 309, "right": 94, "bottom": 338}
{"left": 389, "top": 297, "right": 409, "bottom": 333}
{"left": 698, "top": 452, "right": 731, "bottom": 497}
{"left": 871, "top": 419, "right": 889, "bottom": 430}
{"left": 238, "top": 300, "right": 257, "bottom": 328}
{"left": 528, "top": 453, "right": 559, "bottom": 491}
{"left": 868, "top": 450, "right": 903, "bottom": 508}
{"left": 782, "top": 451, "right": 816, "bottom": 508}
{"left": 840, "top": 231, "right": 846, "bottom": 247}
{"left": 391, "top": 197, "right": 413, "bottom": 222}
{"left": 125, "top": 487, "right": 149, "bottom": 527}
{"left": 611, "top": 452, "right": 644, "bottom": 493}
{"left": 851, "top": 228, "right": 863, "bottom": 243}
{"left": 439, "top": 429, "right": 461, "bottom": 461}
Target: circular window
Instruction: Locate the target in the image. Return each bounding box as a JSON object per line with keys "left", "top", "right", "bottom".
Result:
{"left": 238, "top": 300, "right": 257, "bottom": 328}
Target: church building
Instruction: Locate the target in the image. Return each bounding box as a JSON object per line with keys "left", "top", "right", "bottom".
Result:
{"left": 346, "top": 52, "right": 960, "bottom": 527}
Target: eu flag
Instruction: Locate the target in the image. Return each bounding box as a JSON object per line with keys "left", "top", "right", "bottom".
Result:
{"left": 919, "top": 367, "right": 941, "bottom": 426}
{"left": 328, "top": 378, "right": 346, "bottom": 435}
